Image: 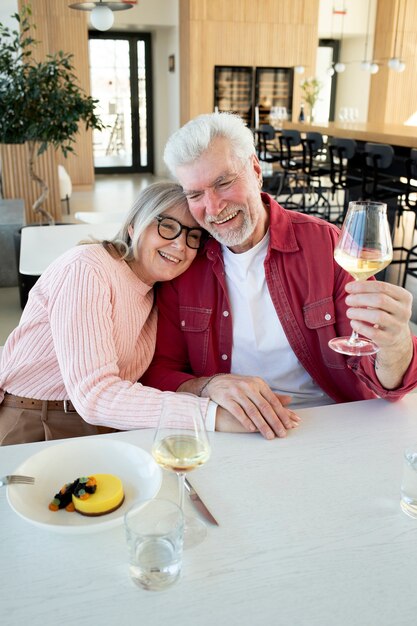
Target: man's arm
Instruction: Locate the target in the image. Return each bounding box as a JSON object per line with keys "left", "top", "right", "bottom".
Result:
{"left": 179, "top": 375, "right": 301, "bottom": 440}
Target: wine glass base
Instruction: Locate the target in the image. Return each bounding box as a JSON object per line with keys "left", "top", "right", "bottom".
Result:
{"left": 183, "top": 515, "right": 207, "bottom": 550}
{"left": 328, "top": 336, "right": 379, "bottom": 356}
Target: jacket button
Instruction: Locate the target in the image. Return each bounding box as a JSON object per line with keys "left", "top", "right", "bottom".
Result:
{"left": 181, "top": 320, "right": 185, "bottom": 327}
{"left": 324, "top": 313, "right": 332, "bottom": 321}
{"left": 221, "top": 354, "right": 228, "bottom": 360}
{"left": 223, "top": 310, "right": 229, "bottom": 317}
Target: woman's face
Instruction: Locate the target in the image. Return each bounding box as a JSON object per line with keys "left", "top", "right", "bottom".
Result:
{"left": 132, "top": 204, "right": 201, "bottom": 286}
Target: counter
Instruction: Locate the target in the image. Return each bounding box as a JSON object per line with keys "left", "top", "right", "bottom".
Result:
{"left": 282, "top": 121, "right": 417, "bottom": 151}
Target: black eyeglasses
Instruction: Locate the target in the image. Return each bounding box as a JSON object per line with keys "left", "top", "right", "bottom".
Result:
{"left": 155, "top": 216, "right": 206, "bottom": 250}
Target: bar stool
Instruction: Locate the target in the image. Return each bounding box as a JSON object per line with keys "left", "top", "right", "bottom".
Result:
{"left": 255, "top": 124, "right": 282, "bottom": 195}
{"left": 395, "top": 148, "right": 417, "bottom": 288}
{"left": 328, "top": 137, "right": 359, "bottom": 222}
{"left": 361, "top": 142, "right": 406, "bottom": 202}
{"left": 276, "top": 130, "right": 305, "bottom": 207}
{"left": 299, "top": 132, "right": 331, "bottom": 219}
{"left": 255, "top": 124, "right": 278, "bottom": 160}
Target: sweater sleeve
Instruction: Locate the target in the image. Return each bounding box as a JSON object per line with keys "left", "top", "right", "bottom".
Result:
{"left": 48, "top": 261, "right": 210, "bottom": 430}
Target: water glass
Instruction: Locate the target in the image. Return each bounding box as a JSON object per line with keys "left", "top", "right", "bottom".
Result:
{"left": 124, "top": 499, "right": 184, "bottom": 591}
{"left": 400, "top": 446, "right": 417, "bottom": 519}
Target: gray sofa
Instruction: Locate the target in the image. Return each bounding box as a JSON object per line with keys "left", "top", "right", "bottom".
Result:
{"left": 0, "top": 199, "right": 25, "bottom": 287}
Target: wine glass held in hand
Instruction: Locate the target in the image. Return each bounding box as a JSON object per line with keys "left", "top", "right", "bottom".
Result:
{"left": 328, "top": 200, "right": 393, "bottom": 356}
{"left": 152, "top": 394, "right": 211, "bottom": 548}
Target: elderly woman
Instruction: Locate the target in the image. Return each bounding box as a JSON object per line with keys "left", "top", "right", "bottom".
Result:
{"left": 0, "top": 181, "right": 215, "bottom": 444}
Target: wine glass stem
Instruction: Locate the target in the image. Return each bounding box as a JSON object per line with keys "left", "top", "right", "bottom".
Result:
{"left": 177, "top": 471, "right": 185, "bottom": 511}
{"left": 348, "top": 330, "right": 360, "bottom": 345}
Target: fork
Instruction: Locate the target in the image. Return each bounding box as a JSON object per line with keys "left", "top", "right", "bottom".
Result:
{"left": 0, "top": 475, "right": 35, "bottom": 487}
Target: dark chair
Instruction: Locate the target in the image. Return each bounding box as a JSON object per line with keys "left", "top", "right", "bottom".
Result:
{"left": 361, "top": 142, "right": 406, "bottom": 202}
{"left": 255, "top": 124, "right": 278, "bottom": 160}
{"left": 328, "top": 137, "right": 359, "bottom": 222}
{"left": 14, "top": 227, "right": 41, "bottom": 309}
{"left": 395, "top": 148, "right": 417, "bottom": 288}
{"left": 255, "top": 124, "right": 283, "bottom": 195}
{"left": 275, "top": 129, "right": 305, "bottom": 207}
{"left": 299, "top": 131, "right": 331, "bottom": 219}
{"left": 13, "top": 223, "right": 72, "bottom": 309}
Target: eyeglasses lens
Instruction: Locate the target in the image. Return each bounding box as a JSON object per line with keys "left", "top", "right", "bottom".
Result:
{"left": 158, "top": 218, "right": 202, "bottom": 249}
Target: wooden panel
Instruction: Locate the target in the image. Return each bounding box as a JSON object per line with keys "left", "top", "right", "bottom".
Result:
{"left": 180, "top": 0, "right": 320, "bottom": 124}
{"left": 0, "top": 144, "right": 61, "bottom": 224}
{"left": 368, "top": 0, "right": 417, "bottom": 125}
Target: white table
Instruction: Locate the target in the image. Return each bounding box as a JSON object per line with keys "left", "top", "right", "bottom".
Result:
{"left": 19, "top": 223, "right": 122, "bottom": 276}
{"left": 75, "top": 211, "right": 128, "bottom": 224}
{"left": 1, "top": 395, "right": 417, "bottom": 626}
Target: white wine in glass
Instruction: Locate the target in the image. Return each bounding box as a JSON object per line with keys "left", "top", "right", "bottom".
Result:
{"left": 328, "top": 201, "right": 393, "bottom": 356}
{"left": 152, "top": 394, "right": 211, "bottom": 548}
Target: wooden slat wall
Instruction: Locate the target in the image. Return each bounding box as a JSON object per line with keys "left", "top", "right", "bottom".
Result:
{"left": 179, "top": 0, "right": 320, "bottom": 124}
{"left": 368, "top": 0, "right": 417, "bottom": 125}
{"left": 0, "top": 144, "right": 61, "bottom": 224}
{"left": 18, "top": 0, "right": 94, "bottom": 189}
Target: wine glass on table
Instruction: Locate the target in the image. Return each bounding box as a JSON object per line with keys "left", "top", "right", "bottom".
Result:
{"left": 328, "top": 200, "right": 393, "bottom": 356}
{"left": 152, "top": 394, "right": 211, "bottom": 548}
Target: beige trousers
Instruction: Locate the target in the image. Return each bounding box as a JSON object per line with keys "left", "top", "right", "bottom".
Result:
{"left": 0, "top": 403, "right": 116, "bottom": 446}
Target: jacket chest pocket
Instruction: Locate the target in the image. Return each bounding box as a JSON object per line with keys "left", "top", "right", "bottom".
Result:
{"left": 303, "top": 297, "right": 346, "bottom": 368}
{"left": 179, "top": 306, "right": 212, "bottom": 375}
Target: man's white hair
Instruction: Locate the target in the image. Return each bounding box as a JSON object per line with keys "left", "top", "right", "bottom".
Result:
{"left": 164, "top": 112, "right": 256, "bottom": 178}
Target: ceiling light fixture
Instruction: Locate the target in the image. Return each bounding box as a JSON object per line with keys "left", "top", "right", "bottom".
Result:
{"left": 388, "top": 0, "right": 407, "bottom": 72}
{"left": 334, "top": 2, "right": 347, "bottom": 73}
{"left": 360, "top": 0, "right": 379, "bottom": 74}
{"left": 69, "top": 1, "right": 134, "bottom": 31}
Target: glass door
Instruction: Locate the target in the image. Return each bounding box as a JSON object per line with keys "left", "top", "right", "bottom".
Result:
{"left": 88, "top": 32, "right": 153, "bottom": 173}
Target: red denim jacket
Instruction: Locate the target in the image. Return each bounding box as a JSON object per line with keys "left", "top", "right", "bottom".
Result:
{"left": 141, "top": 194, "right": 417, "bottom": 403}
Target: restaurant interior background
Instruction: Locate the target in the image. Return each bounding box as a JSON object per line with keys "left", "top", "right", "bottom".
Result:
{"left": 1, "top": 0, "right": 417, "bottom": 343}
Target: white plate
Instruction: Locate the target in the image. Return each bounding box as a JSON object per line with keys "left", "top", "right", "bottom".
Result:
{"left": 7, "top": 438, "right": 162, "bottom": 534}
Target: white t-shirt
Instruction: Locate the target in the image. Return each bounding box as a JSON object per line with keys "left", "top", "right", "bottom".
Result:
{"left": 222, "top": 231, "right": 334, "bottom": 409}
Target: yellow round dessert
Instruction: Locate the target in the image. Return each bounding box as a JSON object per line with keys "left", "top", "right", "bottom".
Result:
{"left": 72, "top": 474, "right": 124, "bottom": 517}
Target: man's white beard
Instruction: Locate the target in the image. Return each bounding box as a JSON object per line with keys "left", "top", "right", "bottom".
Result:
{"left": 205, "top": 206, "right": 255, "bottom": 248}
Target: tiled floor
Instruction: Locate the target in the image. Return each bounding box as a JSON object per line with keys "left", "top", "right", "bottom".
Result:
{"left": 0, "top": 173, "right": 160, "bottom": 345}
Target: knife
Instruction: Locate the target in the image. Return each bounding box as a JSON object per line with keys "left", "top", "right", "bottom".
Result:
{"left": 184, "top": 477, "right": 219, "bottom": 525}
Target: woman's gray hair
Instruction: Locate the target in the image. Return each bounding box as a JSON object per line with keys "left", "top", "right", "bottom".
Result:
{"left": 164, "top": 112, "right": 256, "bottom": 177}
{"left": 102, "top": 181, "right": 189, "bottom": 262}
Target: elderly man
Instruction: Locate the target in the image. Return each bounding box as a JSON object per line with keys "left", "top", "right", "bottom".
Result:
{"left": 141, "top": 112, "right": 417, "bottom": 439}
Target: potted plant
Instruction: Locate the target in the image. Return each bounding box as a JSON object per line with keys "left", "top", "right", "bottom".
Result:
{"left": 0, "top": 5, "right": 105, "bottom": 224}
{"left": 300, "top": 77, "right": 322, "bottom": 123}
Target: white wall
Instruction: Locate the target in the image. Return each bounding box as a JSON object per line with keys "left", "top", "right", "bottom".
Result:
{"left": 151, "top": 26, "right": 180, "bottom": 176}
{"left": 0, "top": 0, "right": 18, "bottom": 28}
{"left": 318, "top": 0, "right": 377, "bottom": 121}
{"left": 334, "top": 36, "right": 372, "bottom": 122}
{"left": 318, "top": 0, "right": 376, "bottom": 38}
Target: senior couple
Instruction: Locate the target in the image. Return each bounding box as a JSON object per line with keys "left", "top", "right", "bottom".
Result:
{"left": 1, "top": 112, "right": 416, "bottom": 444}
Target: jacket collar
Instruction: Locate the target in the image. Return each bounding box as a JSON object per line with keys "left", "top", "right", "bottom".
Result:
{"left": 262, "top": 193, "right": 299, "bottom": 253}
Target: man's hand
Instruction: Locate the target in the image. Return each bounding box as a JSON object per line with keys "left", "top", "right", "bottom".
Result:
{"left": 179, "top": 374, "right": 301, "bottom": 440}
{"left": 345, "top": 280, "right": 414, "bottom": 388}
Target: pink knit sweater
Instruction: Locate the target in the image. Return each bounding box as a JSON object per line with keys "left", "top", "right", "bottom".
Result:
{"left": 0, "top": 245, "right": 209, "bottom": 429}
